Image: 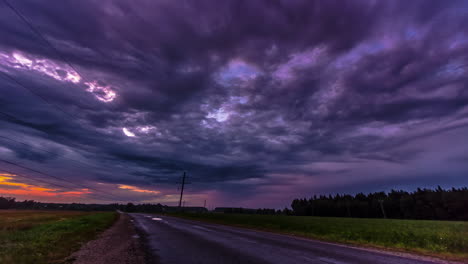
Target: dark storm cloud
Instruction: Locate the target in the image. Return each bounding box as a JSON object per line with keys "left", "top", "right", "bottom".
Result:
{"left": 1, "top": 0, "right": 468, "bottom": 206}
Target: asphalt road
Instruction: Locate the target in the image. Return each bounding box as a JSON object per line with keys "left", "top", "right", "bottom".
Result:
{"left": 130, "top": 213, "right": 450, "bottom": 264}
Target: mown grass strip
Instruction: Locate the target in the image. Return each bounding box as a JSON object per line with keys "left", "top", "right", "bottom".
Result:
{"left": 168, "top": 213, "right": 468, "bottom": 261}
{"left": 0, "top": 211, "right": 117, "bottom": 264}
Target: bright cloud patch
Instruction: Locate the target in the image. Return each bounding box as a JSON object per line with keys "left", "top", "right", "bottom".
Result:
{"left": 137, "top": 125, "right": 156, "bottom": 133}
{"left": 85, "top": 81, "right": 116, "bottom": 102}
{"left": 1, "top": 51, "right": 82, "bottom": 83}
{"left": 207, "top": 108, "right": 230, "bottom": 122}
{"left": 0, "top": 51, "right": 117, "bottom": 102}
{"left": 12, "top": 52, "right": 33, "bottom": 67}
{"left": 122, "top": 126, "right": 157, "bottom": 137}
{"left": 118, "top": 184, "right": 160, "bottom": 194}
{"left": 122, "top": 127, "right": 136, "bottom": 137}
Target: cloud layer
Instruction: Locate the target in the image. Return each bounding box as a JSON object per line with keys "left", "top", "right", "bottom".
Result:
{"left": 0, "top": 0, "right": 467, "bottom": 208}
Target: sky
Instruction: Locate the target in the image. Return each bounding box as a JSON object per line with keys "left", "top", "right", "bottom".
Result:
{"left": 0, "top": 0, "right": 467, "bottom": 209}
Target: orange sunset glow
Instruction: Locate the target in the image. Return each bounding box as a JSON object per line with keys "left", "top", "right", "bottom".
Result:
{"left": 118, "top": 184, "right": 160, "bottom": 194}
{"left": 0, "top": 173, "right": 90, "bottom": 198}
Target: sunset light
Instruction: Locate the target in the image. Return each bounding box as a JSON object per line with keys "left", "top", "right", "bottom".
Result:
{"left": 0, "top": 173, "right": 90, "bottom": 198}
{"left": 118, "top": 184, "right": 160, "bottom": 194}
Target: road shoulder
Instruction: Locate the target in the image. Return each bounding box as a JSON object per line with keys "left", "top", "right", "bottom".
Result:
{"left": 68, "top": 212, "right": 148, "bottom": 264}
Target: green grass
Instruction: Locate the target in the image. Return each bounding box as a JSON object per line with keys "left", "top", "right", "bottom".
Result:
{"left": 0, "top": 210, "right": 118, "bottom": 264}
{"left": 169, "top": 213, "right": 468, "bottom": 261}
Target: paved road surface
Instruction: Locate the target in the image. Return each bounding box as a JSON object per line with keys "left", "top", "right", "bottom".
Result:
{"left": 130, "top": 213, "right": 451, "bottom": 264}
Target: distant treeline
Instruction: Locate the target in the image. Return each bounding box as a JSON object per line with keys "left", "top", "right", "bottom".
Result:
{"left": 0, "top": 197, "right": 168, "bottom": 213}
{"left": 214, "top": 207, "right": 286, "bottom": 214}
{"left": 2, "top": 186, "right": 467, "bottom": 220}
{"left": 291, "top": 187, "right": 468, "bottom": 220}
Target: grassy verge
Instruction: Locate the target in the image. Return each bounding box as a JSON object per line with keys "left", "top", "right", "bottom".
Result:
{"left": 0, "top": 210, "right": 118, "bottom": 264}
{"left": 169, "top": 212, "right": 468, "bottom": 261}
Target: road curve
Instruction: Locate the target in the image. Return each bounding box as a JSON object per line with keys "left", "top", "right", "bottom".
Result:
{"left": 130, "top": 213, "right": 452, "bottom": 264}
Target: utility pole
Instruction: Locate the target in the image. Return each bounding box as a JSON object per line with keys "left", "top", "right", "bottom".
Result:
{"left": 204, "top": 199, "right": 207, "bottom": 208}
{"left": 178, "top": 171, "right": 186, "bottom": 208}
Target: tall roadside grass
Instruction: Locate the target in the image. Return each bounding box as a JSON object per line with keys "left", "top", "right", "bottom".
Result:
{"left": 169, "top": 212, "right": 468, "bottom": 261}
{"left": 0, "top": 210, "right": 117, "bottom": 264}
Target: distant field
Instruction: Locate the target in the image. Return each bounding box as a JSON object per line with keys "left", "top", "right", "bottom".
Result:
{"left": 0, "top": 210, "right": 117, "bottom": 264}
{"left": 169, "top": 213, "right": 468, "bottom": 261}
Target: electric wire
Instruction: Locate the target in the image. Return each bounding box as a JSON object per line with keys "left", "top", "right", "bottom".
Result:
{"left": 0, "top": 168, "right": 116, "bottom": 201}
{"left": 0, "top": 0, "right": 163, "bottom": 203}
{"left": 0, "top": 69, "right": 79, "bottom": 120}
{"left": 0, "top": 134, "right": 111, "bottom": 173}
{"left": 0, "top": 159, "right": 124, "bottom": 201}
{"left": 2, "top": 0, "right": 86, "bottom": 81}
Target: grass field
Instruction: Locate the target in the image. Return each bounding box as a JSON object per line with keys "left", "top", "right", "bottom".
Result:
{"left": 169, "top": 213, "right": 468, "bottom": 261}
{"left": 0, "top": 210, "right": 117, "bottom": 264}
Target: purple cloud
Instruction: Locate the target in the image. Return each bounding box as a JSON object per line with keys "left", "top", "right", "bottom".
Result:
{"left": 0, "top": 0, "right": 467, "bottom": 207}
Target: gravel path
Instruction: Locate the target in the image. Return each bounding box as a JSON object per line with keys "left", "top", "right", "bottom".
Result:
{"left": 69, "top": 213, "right": 148, "bottom": 264}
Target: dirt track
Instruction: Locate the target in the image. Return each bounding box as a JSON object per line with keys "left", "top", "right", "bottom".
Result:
{"left": 69, "top": 213, "right": 148, "bottom": 264}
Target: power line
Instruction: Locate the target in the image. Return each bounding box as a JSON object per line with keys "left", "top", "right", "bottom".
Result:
{"left": 0, "top": 134, "right": 112, "bottom": 173}
{"left": 0, "top": 111, "right": 97, "bottom": 169}
{"left": 0, "top": 159, "right": 124, "bottom": 201}
{"left": 0, "top": 168, "right": 80, "bottom": 192}
{"left": 0, "top": 167, "right": 114, "bottom": 201}
{"left": 1, "top": 0, "right": 124, "bottom": 130}
{"left": 0, "top": 110, "right": 26, "bottom": 123}
{"left": 0, "top": 70, "right": 78, "bottom": 119}
{"left": 0, "top": 111, "right": 95, "bottom": 169}
{"left": 2, "top": 0, "right": 85, "bottom": 81}
{"left": 2, "top": 0, "right": 128, "bottom": 112}
{"left": 0, "top": 133, "right": 168, "bottom": 203}
{"left": 0, "top": 114, "right": 149, "bottom": 194}
{"left": 0, "top": 1, "right": 158, "bottom": 204}
{"left": 4, "top": 0, "right": 157, "bottom": 80}
{"left": 0, "top": 135, "right": 61, "bottom": 157}
{"left": 1, "top": 0, "right": 91, "bottom": 120}
{"left": 0, "top": 133, "right": 168, "bottom": 191}
{"left": 0, "top": 133, "right": 149, "bottom": 202}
